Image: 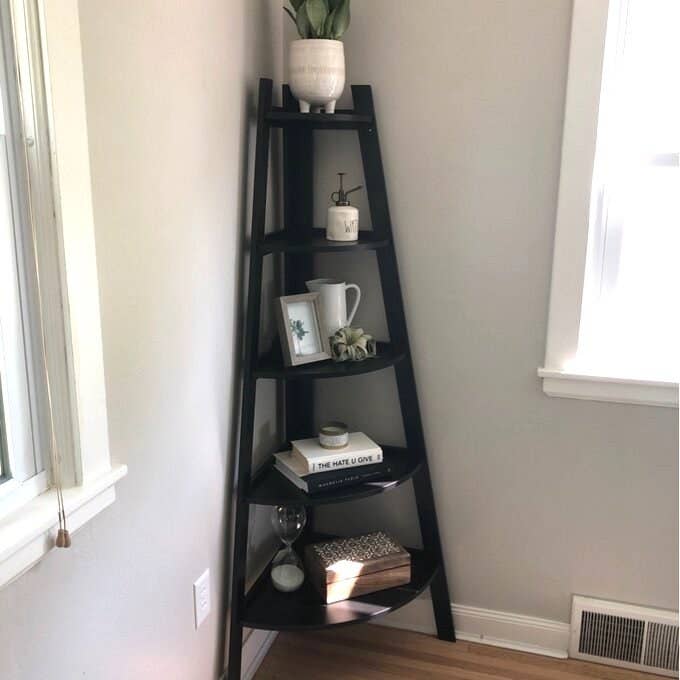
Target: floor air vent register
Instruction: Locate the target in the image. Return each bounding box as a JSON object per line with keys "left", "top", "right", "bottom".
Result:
{"left": 570, "top": 595, "right": 679, "bottom": 677}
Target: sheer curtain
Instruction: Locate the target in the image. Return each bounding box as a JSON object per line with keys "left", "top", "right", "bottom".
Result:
{"left": 576, "top": 0, "right": 679, "bottom": 381}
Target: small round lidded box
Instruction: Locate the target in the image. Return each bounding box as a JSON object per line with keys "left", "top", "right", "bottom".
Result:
{"left": 318, "top": 421, "right": 349, "bottom": 449}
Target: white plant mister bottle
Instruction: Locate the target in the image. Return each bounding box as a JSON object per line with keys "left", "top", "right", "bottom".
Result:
{"left": 327, "top": 173, "right": 362, "bottom": 242}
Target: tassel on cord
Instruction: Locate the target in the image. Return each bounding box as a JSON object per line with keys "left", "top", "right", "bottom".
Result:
{"left": 56, "top": 528, "right": 71, "bottom": 548}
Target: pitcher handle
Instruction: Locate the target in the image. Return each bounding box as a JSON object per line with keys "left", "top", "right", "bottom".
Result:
{"left": 345, "top": 283, "right": 361, "bottom": 326}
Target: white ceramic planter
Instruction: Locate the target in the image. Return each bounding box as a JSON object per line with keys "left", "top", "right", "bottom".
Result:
{"left": 289, "top": 39, "right": 345, "bottom": 113}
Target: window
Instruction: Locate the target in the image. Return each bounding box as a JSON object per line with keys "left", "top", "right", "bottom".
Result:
{"left": 539, "top": 0, "right": 679, "bottom": 407}
{"left": 0, "top": 0, "right": 126, "bottom": 589}
{"left": 0, "top": 0, "right": 47, "bottom": 513}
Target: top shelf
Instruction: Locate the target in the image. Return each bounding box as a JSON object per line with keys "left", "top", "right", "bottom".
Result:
{"left": 266, "top": 109, "right": 373, "bottom": 130}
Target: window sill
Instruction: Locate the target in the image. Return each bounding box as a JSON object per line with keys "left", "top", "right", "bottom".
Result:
{"left": 0, "top": 463, "right": 127, "bottom": 589}
{"left": 538, "top": 369, "right": 679, "bottom": 408}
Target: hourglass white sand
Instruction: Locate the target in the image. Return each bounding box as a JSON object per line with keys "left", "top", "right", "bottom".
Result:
{"left": 270, "top": 505, "right": 307, "bottom": 592}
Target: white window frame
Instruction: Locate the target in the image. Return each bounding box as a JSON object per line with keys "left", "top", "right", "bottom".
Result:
{"left": 0, "top": 0, "right": 127, "bottom": 589}
{"left": 538, "top": 0, "right": 679, "bottom": 408}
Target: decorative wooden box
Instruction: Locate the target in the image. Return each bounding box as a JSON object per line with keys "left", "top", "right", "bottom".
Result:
{"left": 305, "top": 531, "right": 411, "bottom": 604}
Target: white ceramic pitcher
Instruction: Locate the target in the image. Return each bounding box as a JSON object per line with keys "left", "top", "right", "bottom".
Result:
{"left": 305, "top": 278, "right": 361, "bottom": 338}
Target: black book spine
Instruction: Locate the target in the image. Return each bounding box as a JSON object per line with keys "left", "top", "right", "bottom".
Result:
{"left": 307, "top": 464, "right": 392, "bottom": 494}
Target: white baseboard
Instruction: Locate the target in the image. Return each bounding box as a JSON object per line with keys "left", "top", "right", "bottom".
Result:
{"left": 241, "top": 628, "right": 278, "bottom": 680}
{"left": 375, "top": 597, "right": 570, "bottom": 659}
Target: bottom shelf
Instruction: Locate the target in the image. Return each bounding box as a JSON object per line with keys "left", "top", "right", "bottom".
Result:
{"left": 242, "top": 538, "right": 438, "bottom": 631}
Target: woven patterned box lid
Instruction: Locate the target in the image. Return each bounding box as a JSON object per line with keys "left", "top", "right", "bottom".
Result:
{"left": 306, "top": 531, "right": 410, "bottom": 583}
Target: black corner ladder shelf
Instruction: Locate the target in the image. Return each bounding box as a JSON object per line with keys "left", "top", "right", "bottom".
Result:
{"left": 225, "top": 78, "right": 454, "bottom": 679}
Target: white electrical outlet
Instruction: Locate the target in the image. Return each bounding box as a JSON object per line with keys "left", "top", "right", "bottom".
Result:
{"left": 193, "top": 568, "right": 211, "bottom": 629}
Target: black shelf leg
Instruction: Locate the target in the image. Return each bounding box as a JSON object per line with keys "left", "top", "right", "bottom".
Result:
{"left": 282, "top": 85, "right": 315, "bottom": 442}
{"left": 412, "top": 460, "right": 456, "bottom": 641}
{"left": 353, "top": 84, "right": 456, "bottom": 642}
{"left": 225, "top": 79, "right": 272, "bottom": 680}
{"left": 225, "top": 378, "right": 256, "bottom": 680}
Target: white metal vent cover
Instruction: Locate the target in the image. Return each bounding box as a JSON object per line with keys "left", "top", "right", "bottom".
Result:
{"left": 571, "top": 595, "right": 679, "bottom": 677}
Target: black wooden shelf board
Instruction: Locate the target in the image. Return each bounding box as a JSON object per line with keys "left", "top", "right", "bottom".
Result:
{"left": 247, "top": 445, "right": 422, "bottom": 507}
{"left": 258, "top": 228, "right": 390, "bottom": 254}
{"left": 242, "top": 538, "right": 438, "bottom": 631}
{"left": 254, "top": 342, "right": 405, "bottom": 380}
{"left": 266, "top": 109, "right": 373, "bottom": 129}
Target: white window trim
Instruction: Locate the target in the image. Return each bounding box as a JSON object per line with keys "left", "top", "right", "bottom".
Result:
{"left": 539, "top": 0, "right": 679, "bottom": 409}
{"left": 0, "top": 0, "right": 127, "bottom": 589}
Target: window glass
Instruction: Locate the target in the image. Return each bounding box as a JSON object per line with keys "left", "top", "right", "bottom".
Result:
{"left": 577, "top": 0, "right": 680, "bottom": 381}
{"left": 0, "top": 17, "right": 38, "bottom": 483}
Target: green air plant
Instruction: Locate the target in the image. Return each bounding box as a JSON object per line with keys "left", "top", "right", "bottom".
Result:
{"left": 330, "top": 326, "right": 376, "bottom": 362}
{"left": 285, "top": 0, "right": 351, "bottom": 40}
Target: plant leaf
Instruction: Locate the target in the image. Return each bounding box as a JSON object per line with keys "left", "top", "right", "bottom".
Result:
{"left": 290, "top": 0, "right": 305, "bottom": 10}
{"left": 328, "top": 0, "right": 343, "bottom": 10}
{"left": 305, "top": 0, "right": 328, "bottom": 38}
{"left": 331, "top": 0, "right": 350, "bottom": 38}
{"left": 323, "top": 8, "right": 336, "bottom": 38}
{"left": 284, "top": 6, "right": 297, "bottom": 26}
{"left": 295, "top": 2, "right": 312, "bottom": 38}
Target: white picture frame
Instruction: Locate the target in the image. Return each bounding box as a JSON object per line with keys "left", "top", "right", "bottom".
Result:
{"left": 276, "top": 293, "right": 332, "bottom": 367}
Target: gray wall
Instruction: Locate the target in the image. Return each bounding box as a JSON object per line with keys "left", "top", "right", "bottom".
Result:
{"left": 304, "top": 0, "right": 678, "bottom": 624}
{"left": 0, "top": 2, "right": 281, "bottom": 679}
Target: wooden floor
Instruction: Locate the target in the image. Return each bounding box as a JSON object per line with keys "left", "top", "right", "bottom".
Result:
{"left": 255, "top": 624, "right": 657, "bottom": 679}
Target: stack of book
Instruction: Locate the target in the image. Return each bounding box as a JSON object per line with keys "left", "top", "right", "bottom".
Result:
{"left": 274, "top": 432, "right": 391, "bottom": 495}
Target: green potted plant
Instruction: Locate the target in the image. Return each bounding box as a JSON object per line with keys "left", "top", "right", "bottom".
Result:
{"left": 285, "top": 0, "right": 351, "bottom": 113}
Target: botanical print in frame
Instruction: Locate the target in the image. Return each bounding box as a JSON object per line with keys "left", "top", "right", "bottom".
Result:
{"left": 276, "top": 293, "right": 332, "bottom": 366}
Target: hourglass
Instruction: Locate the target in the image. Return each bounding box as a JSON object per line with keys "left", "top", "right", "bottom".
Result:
{"left": 270, "top": 505, "right": 307, "bottom": 592}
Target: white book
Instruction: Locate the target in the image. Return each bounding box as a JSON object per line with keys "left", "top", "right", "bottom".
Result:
{"left": 291, "top": 432, "right": 383, "bottom": 473}
{"left": 275, "top": 450, "right": 310, "bottom": 478}
{"left": 273, "top": 452, "right": 310, "bottom": 491}
{"left": 274, "top": 451, "right": 391, "bottom": 494}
